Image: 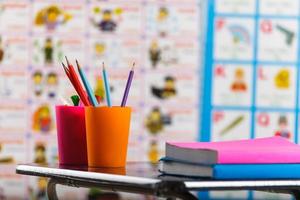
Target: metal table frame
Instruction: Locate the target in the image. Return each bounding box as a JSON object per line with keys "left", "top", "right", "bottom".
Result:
{"left": 16, "top": 164, "right": 300, "bottom": 200}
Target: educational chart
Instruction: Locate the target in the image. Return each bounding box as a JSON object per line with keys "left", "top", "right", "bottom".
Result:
{"left": 0, "top": 0, "right": 201, "bottom": 199}
{"left": 201, "top": 0, "right": 300, "bottom": 199}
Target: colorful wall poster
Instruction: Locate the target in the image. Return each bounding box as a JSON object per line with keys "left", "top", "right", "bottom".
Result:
{"left": 201, "top": 0, "right": 300, "bottom": 199}
{"left": 0, "top": 0, "right": 201, "bottom": 199}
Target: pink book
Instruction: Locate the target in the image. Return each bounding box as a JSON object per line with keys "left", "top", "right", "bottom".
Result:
{"left": 166, "top": 137, "right": 300, "bottom": 164}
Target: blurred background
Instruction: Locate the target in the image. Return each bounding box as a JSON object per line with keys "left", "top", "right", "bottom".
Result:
{"left": 0, "top": 0, "right": 298, "bottom": 199}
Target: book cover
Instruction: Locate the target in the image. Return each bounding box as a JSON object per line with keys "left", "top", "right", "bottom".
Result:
{"left": 166, "top": 136, "right": 300, "bottom": 164}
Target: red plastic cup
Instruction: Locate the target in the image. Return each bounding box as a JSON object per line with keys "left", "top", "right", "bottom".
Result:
{"left": 55, "top": 105, "right": 87, "bottom": 166}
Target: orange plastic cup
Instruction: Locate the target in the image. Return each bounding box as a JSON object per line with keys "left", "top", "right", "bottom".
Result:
{"left": 85, "top": 106, "right": 131, "bottom": 167}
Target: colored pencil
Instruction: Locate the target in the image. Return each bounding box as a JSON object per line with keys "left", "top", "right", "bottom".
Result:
{"left": 121, "top": 63, "right": 135, "bottom": 107}
{"left": 70, "top": 95, "right": 80, "bottom": 106}
{"left": 63, "top": 59, "right": 90, "bottom": 106}
{"left": 64, "top": 57, "right": 91, "bottom": 106}
{"left": 102, "top": 62, "right": 112, "bottom": 107}
{"left": 62, "top": 62, "right": 71, "bottom": 81}
{"left": 62, "top": 62, "right": 87, "bottom": 105}
{"left": 76, "top": 60, "right": 98, "bottom": 107}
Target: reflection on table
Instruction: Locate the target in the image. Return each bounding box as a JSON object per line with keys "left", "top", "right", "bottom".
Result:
{"left": 1, "top": 164, "right": 157, "bottom": 200}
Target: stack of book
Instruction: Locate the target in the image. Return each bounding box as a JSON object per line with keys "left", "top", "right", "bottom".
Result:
{"left": 159, "top": 137, "right": 300, "bottom": 179}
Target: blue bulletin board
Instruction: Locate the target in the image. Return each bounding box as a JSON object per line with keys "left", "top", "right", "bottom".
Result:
{"left": 200, "top": 0, "right": 300, "bottom": 199}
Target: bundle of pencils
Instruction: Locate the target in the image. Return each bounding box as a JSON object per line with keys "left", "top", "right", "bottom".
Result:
{"left": 61, "top": 56, "right": 134, "bottom": 107}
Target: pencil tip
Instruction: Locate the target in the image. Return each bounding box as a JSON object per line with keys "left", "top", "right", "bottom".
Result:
{"left": 102, "top": 62, "right": 105, "bottom": 70}
{"left": 61, "top": 62, "right": 69, "bottom": 74}
{"left": 75, "top": 60, "right": 80, "bottom": 69}
{"left": 132, "top": 62, "right": 135, "bottom": 70}
{"left": 65, "top": 56, "right": 70, "bottom": 66}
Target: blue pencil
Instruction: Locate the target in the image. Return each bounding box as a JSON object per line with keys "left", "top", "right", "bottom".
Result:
{"left": 76, "top": 60, "right": 98, "bottom": 107}
{"left": 102, "top": 63, "right": 112, "bottom": 107}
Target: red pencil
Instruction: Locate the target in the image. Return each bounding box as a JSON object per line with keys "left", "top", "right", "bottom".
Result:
{"left": 62, "top": 62, "right": 88, "bottom": 106}
{"left": 62, "top": 62, "right": 71, "bottom": 81}
{"left": 63, "top": 57, "right": 91, "bottom": 106}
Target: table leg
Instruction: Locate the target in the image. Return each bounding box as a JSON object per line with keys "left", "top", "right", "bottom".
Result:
{"left": 168, "top": 191, "right": 198, "bottom": 200}
{"left": 47, "top": 178, "right": 59, "bottom": 200}
{"left": 155, "top": 181, "right": 198, "bottom": 200}
{"left": 292, "top": 190, "right": 300, "bottom": 200}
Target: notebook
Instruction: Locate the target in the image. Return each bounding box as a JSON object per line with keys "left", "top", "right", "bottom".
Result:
{"left": 159, "top": 158, "right": 300, "bottom": 179}
{"left": 166, "top": 136, "right": 300, "bottom": 164}
{"left": 159, "top": 157, "right": 213, "bottom": 177}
